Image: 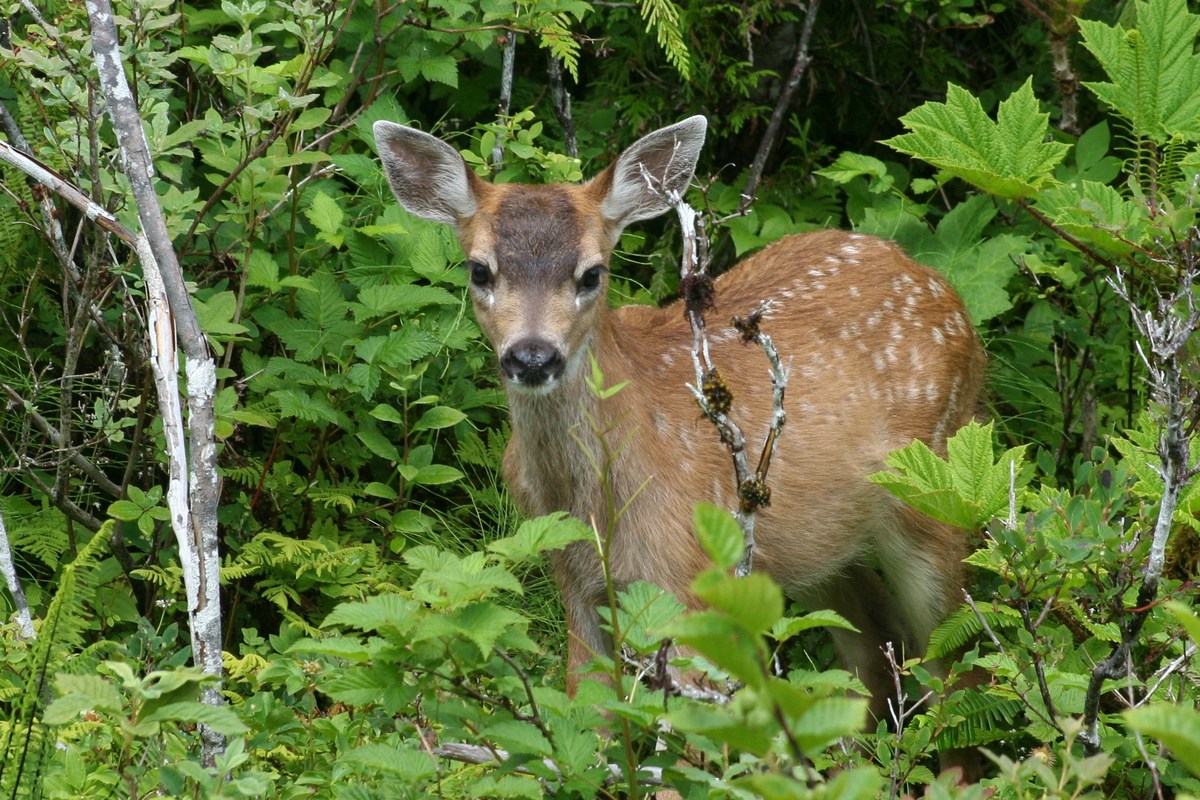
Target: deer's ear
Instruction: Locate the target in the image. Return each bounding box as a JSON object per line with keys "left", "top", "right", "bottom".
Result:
{"left": 374, "top": 121, "right": 484, "bottom": 225}
{"left": 588, "top": 115, "right": 707, "bottom": 232}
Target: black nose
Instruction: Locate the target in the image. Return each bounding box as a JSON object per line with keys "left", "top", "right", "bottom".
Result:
{"left": 500, "top": 339, "right": 565, "bottom": 386}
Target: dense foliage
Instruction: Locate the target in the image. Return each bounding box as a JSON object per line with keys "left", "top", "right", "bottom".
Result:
{"left": 0, "top": 0, "right": 1197, "bottom": 797}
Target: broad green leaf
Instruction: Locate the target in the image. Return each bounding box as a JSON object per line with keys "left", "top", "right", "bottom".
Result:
{"left": 323, "top": 666, "right": 416, "bottom": 713}
{"left": 1125, "top": 703, "right": 1200, "bottom": 777}
{"left": 815, "top": 152, "right": 891, "bottom": 187}
{"left": 1034, "top": 181, "right": 1149, "bottom": 254}
{"left": 323, "top": 594, "right": 421, "bottom": 633}
{"left": 305, "top": 191, "right": 345, "bottom": 248}
{"left": 667, "top": 700, "right": 773, "bottom": 756}
{"left": 44, "top": 675, "right": 123, "bottom": 724}
{"left": 356, "top": 426, "right": 400, "bottom": 461}
{"left": 108, "top": 500, "right": 145, "bottom": 521}
{"left": 354, "top": 285, "right": 460, "bottom": 319}
{"left": 665, "top": 610, "right": 765, "bottom": 688}
{"left": 370, "top": 404, "right": 406, "bottom": 424}
{"left": 693, "top": 502, "right": 744, "bottom": 569}
{"left": 141, "top": 700, "right": 248, "bottom": 736}
{"left": 1080, "top": 0, "right": 1200, "bottom": 143}
{"left": 770, "top": 609, "right": 859, "bottom": 640}
{"left": 339, "top": 743, "right": 437, "bottom": 780}
{"left": 691, "top": 570, "right": 782, "bottom": 635}
{"left": 412, "top": 405, "right": 467, "bottom": 432}
{"left": 791, "top": 695, "right": 870, "bottom": 754}
{"left": 885, "top": 79, "right": 1069, "bottom": 198}
{"left": 408, "top": 464, "right": 464, "bottom": 486}
{"left": 487, "top": 513, "right": 591, "bottom": 562}
{"left": 869, "top": 421, "right": 1027, "bottom": 529}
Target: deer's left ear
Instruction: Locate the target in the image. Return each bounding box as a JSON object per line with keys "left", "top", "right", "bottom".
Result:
{"left": 374, "top": 121, "right": 486, "bottom": 226}
{"left": 587, "top": 116, "right": 707, "bottom": 232}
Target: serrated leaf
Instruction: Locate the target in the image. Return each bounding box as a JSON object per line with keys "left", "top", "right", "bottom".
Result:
{"left": 323, "top": 594, "right": 420, "bottom": 633}
{"left": 322, "top": 666, "right": 416, "bottom": 713}
{"left": 44, "top": 675, "right": 124, "bottom": 724}
{"left": 869, "top": 421, "right": 1026, "bottom": 529}
{"left": 354, "top": 284, "right": 460, "bottom": 319}
{"left": 487, "top": 513, "right": 591, "bottom": 562}
{"left": 1080, "top": 0, "right": 1200, "bottom": 143}
{"left": 815, "top": 152, "right": 891, "bottom": 186}
{"left": 667, "top": 699, "right": 773, "bottom": 755}
{"left": 339, "top": 743, "right": 438, "bottom": 780}
{"left": 770, "top": 609, "right": 858, "bottom": 640}
{"left": 141, "top": 700, "right": 248, "bottom": 735}
{"left": 305, "top": 191, "right": 345, "bottom": 248}
{"left": 885, "top": 79, "right": 1069, "bottom": 198}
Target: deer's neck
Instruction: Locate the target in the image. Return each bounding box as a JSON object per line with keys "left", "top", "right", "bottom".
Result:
{"left": 503, "top": 321, "right": 636, "bottom": 524}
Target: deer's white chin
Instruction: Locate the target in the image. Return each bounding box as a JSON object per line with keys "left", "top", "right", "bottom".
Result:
{"left": 504, "top": 376, "right": 562, "bottom": 397}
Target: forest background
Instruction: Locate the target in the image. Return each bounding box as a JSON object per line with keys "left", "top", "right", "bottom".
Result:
{"left": 0, "top": 0, "right": 1198, "bottom": 797}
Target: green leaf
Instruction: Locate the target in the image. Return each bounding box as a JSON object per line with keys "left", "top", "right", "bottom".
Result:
{"left": 141, "top": 700, "right": 248, "bottom": 736}
{"left": 815, "top": 152, "right": 892, "bottom": 188}
{"left": 885, "top": 79, "right": 1069, "bottom": 198}
{"left": 1125, "top": 703, "right": 1200, "bottom": 777}
{"left": 1165, "top": 601, "right": 1200, "bottom": 645}
{"left": 770, "top": 609, "right": 858, "bottom": 640}
{"left": 693, "top": 502, "right": 744, "bottom": 570}
{"left": 868, "top": 421, "right": 1027, "bottom": 529}
{"left": 408, "top": 464, "right": 464, "bottom": 486}
{"left": 370, "top": 403, "right": 406, "bottom": 424}
{"left": 691, "top": 570, "right": 782, "bottom": 635}
{"left": 412, "top": 405, "right": 467, "bottom": 432}
{"left": 305, "top": 191, "right": 345, "bottom": 248}
{"left": 665, "top": 610, "right": 765, "bottom": 688}
{"left": 354, "top": 285, "right": 460, "bottom": 319}
{"left": 339, "top": 743, "right": 438, "bottom": 780}
{"left": 487, "top": 513, "right": 591, "bottom": 562}
{"left": 108, "top": 500, "right": 145, "bottom": 521}
{"left": 356, "top": 426, "right": 400, "bottom": 461}
{"left": 1079, "top": 0, "right": 1200, "bottom": 143}
{"left": 44, "top": 675, "right": 124, "bottom": 724}
{"left": 323, "top": 594, "right": 421, "bottom": 634}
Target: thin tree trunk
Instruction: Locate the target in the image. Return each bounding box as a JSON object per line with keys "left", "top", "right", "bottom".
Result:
{"left": 85, "top": 0, "right": 225, "bottom": 765}
{"left": 0, "top": 508, "right": 35, "bottom": 640}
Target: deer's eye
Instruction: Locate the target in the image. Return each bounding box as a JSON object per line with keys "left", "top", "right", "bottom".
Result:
{"left": 577, "top": 265, "right": 604, "bottom": 294}
{"left": 467, "top": 260, "right": 492, "bottom": 288}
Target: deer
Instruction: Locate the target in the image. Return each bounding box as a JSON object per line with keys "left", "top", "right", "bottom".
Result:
{"left": 373, "top": 115, "right": 987, "bottom": 723}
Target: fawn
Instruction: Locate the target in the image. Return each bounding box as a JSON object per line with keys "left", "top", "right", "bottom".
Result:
{"left": 375, "top": 115, "right": 986, "bottom": 718}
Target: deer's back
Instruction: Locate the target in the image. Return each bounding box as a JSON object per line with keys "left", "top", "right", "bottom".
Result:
{"left": 602, "top": 230, "right": 985, "bottom": 594}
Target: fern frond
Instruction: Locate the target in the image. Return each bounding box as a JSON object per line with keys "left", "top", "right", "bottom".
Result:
{"left": 936, "top": 690, "right": 1025, "bottom": 749}
{"left": 639, "top": 0, "right": 691, "bottom": 80}
{"left": 926, "top": 603, "right": 1021, "bottom": 660}
{"left": 0, "top": 523, "right": 110, "bottom": 797}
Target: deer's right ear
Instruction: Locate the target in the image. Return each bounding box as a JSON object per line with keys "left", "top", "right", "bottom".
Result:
{"left": 373, "top": 121, "right": 481, "bottom": 225}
